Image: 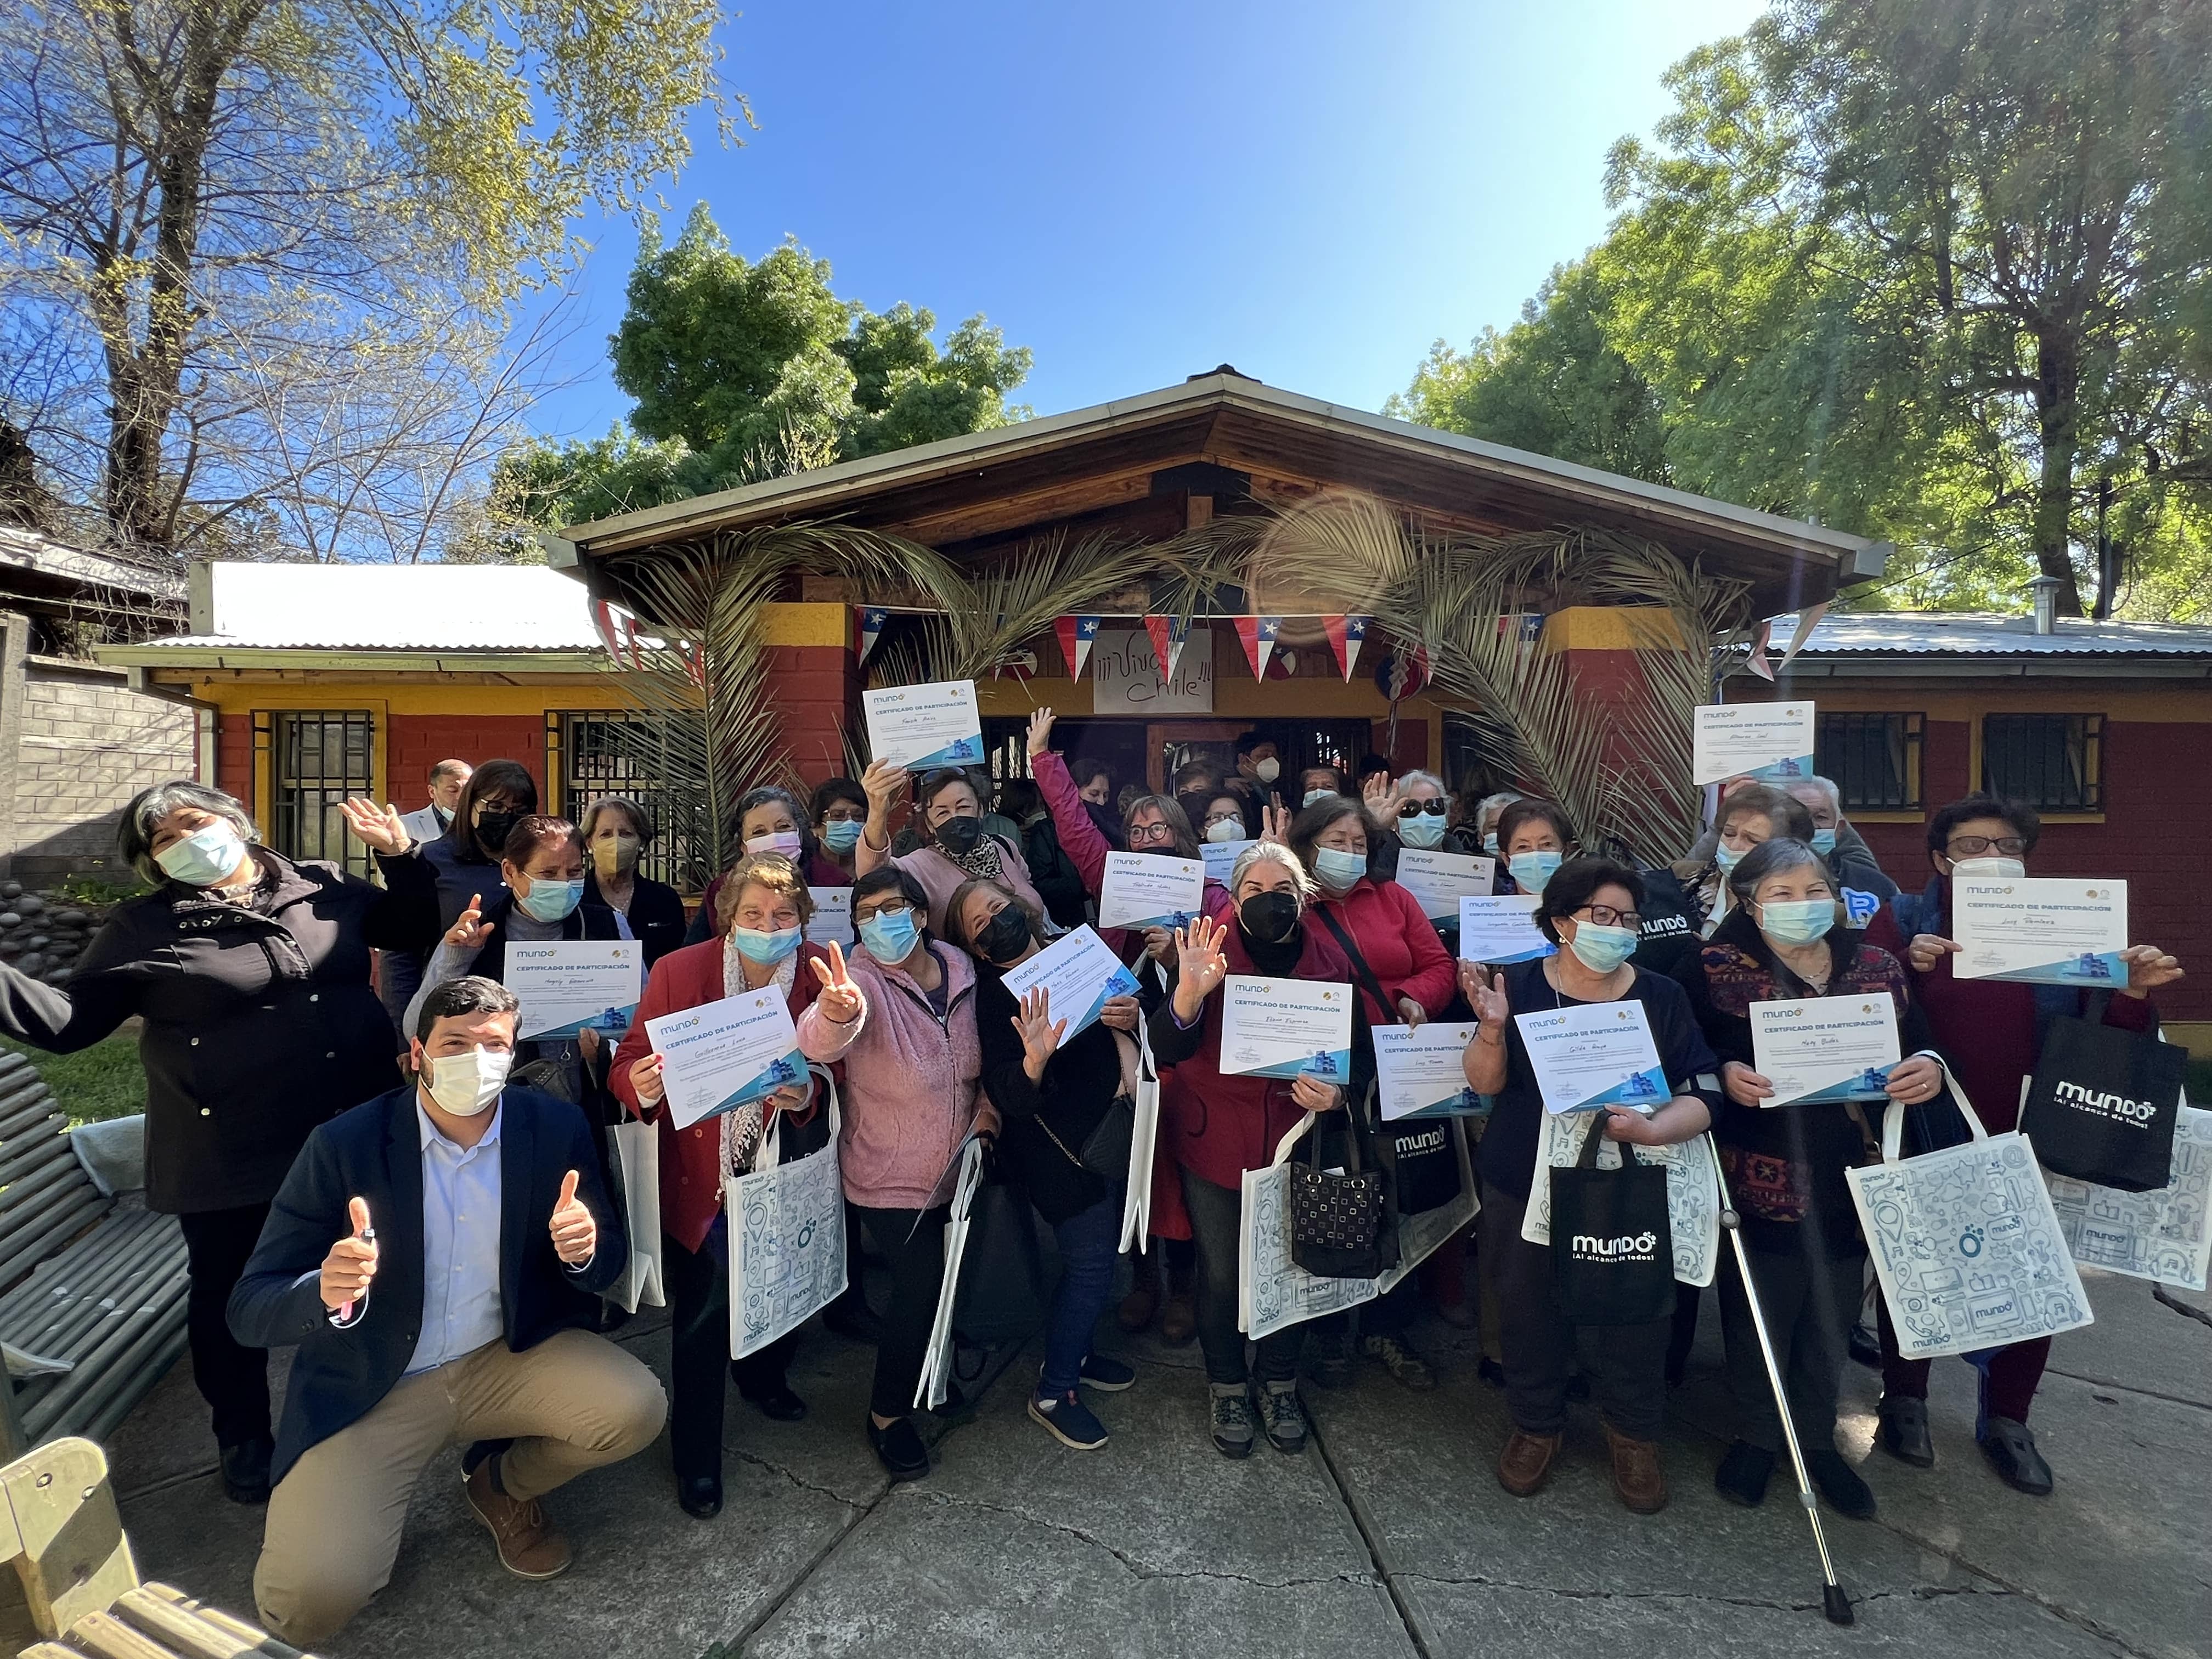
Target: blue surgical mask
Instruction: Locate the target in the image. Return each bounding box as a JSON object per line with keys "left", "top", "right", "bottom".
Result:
{"left": 1565, "top": 920, "right": 1639, "bottom": 974}
{"left": 154, "top": 821, "right": 247, "bottom": 887}
{"left": 1508, "top": 850, "right": 1561, "bottom": 894}
{"left": 1810, "top": 827, "right": 1837, "bottom": 855}
{"left": 1713, "top": 842, "right": 1747, "bottom": 873}
{"left": 515, "top": 876, "right": 583, "bottom": 923}
{"left": 1304, "top": 789, "right": 1336, "bottom": 809}
{"left": 857, "top": 907, "right": 919, "bottom": 963}
{"left": 729, "top": 923, "right": 803, "bottom": 966}
{"left": 821, "top": 819, "right": 864, "bottom": 854}
{"left": 1482, "top": 832, "right": 1501, "bottom": 856}
{"left": 1398, "top": 815, "right": 1446, "bottom": 850}
{"left": 1312, "top": 846, "right": 1367, "bottom": 893}
{"left": 1758, "top": 899, "right": 1836, "bottom": 945}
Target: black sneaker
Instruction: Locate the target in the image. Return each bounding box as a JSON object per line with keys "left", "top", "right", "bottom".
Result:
{"left": 1256, "top": 1382, "right": 1308, "bottom": 1454}
{"left": 219, "top": 1436, "right": 273, "bottom": 1505}
{"left": 1713, "top": 1440, "right": 1774, "bottom": 1508}
{"left": 867, "top": 1415, "right": 930, "bottom": 1482}
{"left": 1306, "top": 1328, "right": 1353, "bottom": 1389}
{"left": 1979, "top": 1415, "right": 2053, "bottom": 1497}
{"left": 1079, "top": 1352, "right": 1137, "bottom": 1392}
{"left": 1209, "top": 1384, "right": 1255, "bottom": 1459}
{"left": 1029, "top": 1390, "right": 1109, "bottom": 1451}
{"left": 1806, "top": 1448, "right": 1877, "bottom": 1518}
{"left": 1876, "top": 1395, "right": 1935, "bottom": 1468}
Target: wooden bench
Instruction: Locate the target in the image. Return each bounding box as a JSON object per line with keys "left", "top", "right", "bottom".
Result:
{"left": 0, "top": 1054, "right": 189, "bottom": 1455}
{"left": 0, "top": 1436, "right": 314, "bottom": 1657}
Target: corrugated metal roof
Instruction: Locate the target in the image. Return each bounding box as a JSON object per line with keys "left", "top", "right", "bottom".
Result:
{"left": 167, "top": 561, "right": 599, "bottom": 651}
{"left": 1790, "top": 611, "right": 2212, "bottom": 657}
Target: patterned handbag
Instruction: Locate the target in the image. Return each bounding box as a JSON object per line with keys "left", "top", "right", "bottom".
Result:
{"left": 1289, "top": 1100, "right": 1401, "bottom": 1280}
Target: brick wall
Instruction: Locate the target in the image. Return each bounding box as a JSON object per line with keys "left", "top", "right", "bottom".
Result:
{"left": 767, "top": 644, "right": 859, "bottom": 788}
{"left": 388, "top": 714, "right": 546, "bottom": 811}
{"left": 10, "top": 663, "right": 195, "bottom": 878}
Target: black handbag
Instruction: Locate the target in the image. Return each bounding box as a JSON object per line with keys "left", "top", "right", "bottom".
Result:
{"left": 1289, "top": 1111, "right": 1401, "bottom": 1280}
{"left": 1549, "top": 1115, "right": 1675, "bottom": 1325}
{"left": 1041, "top": 1094, "right": 1135, "bottom": 1181}
{"left": 2020, "top": 992, "right": 2185, "bottom": 1192}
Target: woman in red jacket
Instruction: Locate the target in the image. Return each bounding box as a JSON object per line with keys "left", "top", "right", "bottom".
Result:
{"left": 1148, "top": 842, "right": 1369, "bottom": 1462}
{"left": 1286, "top": 794, "right": 1459, "bottom": 1391}
{"left": 610, "top": 853, "right": 866, "bottom": 1520}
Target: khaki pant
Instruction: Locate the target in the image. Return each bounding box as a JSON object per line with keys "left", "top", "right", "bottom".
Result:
{"left": 255, "top": 1329, "right": 667, "bottom": 1646}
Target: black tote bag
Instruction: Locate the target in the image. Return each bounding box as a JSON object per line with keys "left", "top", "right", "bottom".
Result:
{"left": 2020, "top": 996, "right": 2186, "bottom": 1193}
{"left": 1549, "top": 1116, "right": 1675, "bottom": 1325}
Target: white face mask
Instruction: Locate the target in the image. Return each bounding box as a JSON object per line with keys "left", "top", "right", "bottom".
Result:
{"left": 1204, "top": 817, "right": 1245, "bottom": 844}
{"left": 1952, "top": 856, "right": 2026, "bottom": 881}
{"left": 1252, "top": 757, "right": 1280, "bottom": 784}
{"left": 422, "top": 1047, "right": 511, "bottom": 1116}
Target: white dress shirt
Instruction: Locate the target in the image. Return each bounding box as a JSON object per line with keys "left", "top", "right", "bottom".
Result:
{"left": 404, "top": 1098, "right": 505, "bottom": 1376}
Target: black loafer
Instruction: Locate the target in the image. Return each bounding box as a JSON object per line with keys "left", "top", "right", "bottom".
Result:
{"left": 1806, "top": 1448, "right": 1877, "bottom": 1519}
{"left": 744, "top": 1386, "right": 809, "bottom": 1422}
{"left": 1714, "top": 1440, "right": 1774, "bottom": 1508}
{"left": 219, "top": 1436, "right": 273, "bottom": 1505}
{"left": 868, "top": 1415, "right": 930, "bottom": 1482}
{"left": 676, "top": 1473, "right": 723, "bottom": 1519}
{"left": 1876, "top": 1395, "right": 1936, "bottom": 1468}
{"left": 1979, "top": 1416, "right": 2053, "bottom": 1496}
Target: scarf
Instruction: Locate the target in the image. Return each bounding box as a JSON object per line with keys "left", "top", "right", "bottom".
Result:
{"left": 718, "top": 935, "right": 797, "bottom": 1184}
{"left": 938, "top": 830, "right": 1004, "bottom": 883}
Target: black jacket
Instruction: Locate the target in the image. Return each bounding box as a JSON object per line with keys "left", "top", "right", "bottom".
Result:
{"left": 229, "top": 1082, "right": 627, "bottom": 1485}
{"left": 584, "top": 871, "right": 687, "bottom": 968}
{"left": 0, "top": 849, "right": 416, "bottom": 1213}
{"left": 975, "top": 966, "right": 1119, "bottom": 1223}
{"left": 1022, "top": 817, "right": 1091, "bottom": 930}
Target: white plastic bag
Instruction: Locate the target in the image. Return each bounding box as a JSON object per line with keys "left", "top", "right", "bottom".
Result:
{"left": 726, "top": 1068, "right": 849, "bottom": 1359}
{"left": 914, "top": 1135, "right": 988, "bottom": 1410}
{"left": 605, "top": 1118, "right": 667, "bottom": 1313}
{"left": 1118, "top": 1020, "right": 1160, "bottom": 1254}
{"left": 1848, "top": 1079, "right": 2093, "bottom": 1360}
{"left": 1521, "top": 1115, "right": 1720, "bottom": 1289}
{"left": 2045, "top": 1102, "right": 2211, "bottom": 1291}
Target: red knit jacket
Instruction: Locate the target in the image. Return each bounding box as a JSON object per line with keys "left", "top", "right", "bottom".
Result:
{"left": 1310, "top": 876, "right": 1459, "bottom": 1025}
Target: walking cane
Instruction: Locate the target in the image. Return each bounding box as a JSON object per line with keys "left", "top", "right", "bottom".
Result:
{"left": 1717, "top": 1187, "right": 1855, "bottom": 1626}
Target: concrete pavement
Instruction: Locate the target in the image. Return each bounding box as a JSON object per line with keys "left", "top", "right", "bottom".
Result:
{"left": 107, "top": 1262, "right": 2208, "bottom": 1659}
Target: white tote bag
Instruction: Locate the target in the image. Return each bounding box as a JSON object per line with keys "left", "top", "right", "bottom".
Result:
{"left": 2045, "top": 1101, "right": 2211, "bottom": 1292}
{"left": 605, "top": 1118, "right": 667, "bottom": 1314}
{"left": 726, "top": 1068, "right": 850, "bottom": 1359}
{"left": 914, "top": 1136, "right": 988, "bottom": 1410}
{"left": 1238, "top": 1114, "right": 1381, "bottom": 1340}
{"left": 1848, "top": 1079, "right": 2094, "bottom": 1360}
{"left": 1521, "top": 1115, "right": 1721, "bottom": 1289}
{"left": 1117, "top": 1022, "right": 1160, "bottom": 1255}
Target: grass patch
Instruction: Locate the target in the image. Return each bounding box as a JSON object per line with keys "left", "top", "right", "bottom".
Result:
{"left": 0, "top": 1034, "right": 144, "bottom": 1126}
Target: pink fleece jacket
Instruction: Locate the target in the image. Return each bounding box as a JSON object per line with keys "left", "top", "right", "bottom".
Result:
{"left": 798, "top": 939, "right": 985, "bottom": 1210}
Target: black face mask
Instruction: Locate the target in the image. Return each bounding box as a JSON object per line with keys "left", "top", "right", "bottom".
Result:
{"left": 1238, "top": 890, "right": 1301, "bottom": 945}
{"left": 976, "top": 905, "right": 1033, "bottom": 964}
{"left": 474, "top": 809, "right": 519, "bottom": 856}
{"left": 933, "top": 815, "right": 983, "bottom": 856}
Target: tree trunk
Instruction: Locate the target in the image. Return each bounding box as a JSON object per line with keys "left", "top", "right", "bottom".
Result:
{"left": 2032, "top": 333, "right": 2085, "bottom": 617}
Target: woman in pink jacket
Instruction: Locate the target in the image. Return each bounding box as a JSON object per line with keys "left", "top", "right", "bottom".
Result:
{"left": 1287, "top": 794, "right": 1459, "bottom": 1392}
{"left": 797, "top": 864, "right": 994, "bottom": 1482}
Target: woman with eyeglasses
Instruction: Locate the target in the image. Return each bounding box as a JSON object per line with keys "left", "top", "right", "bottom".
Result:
{"left": 1458, "top": 856, "right": 1723, "bottom": 1514}
{"left": 853, "top": 760, "right": 1051, "bottom": 939}
{"left": 1860, "top": 793, "right": 2181, "bottom": 1496}
{"left": 812, "top": 777, "right": 872, "bottom": 880}
{"left": 1634, "top": 786, "right": 1817, "bottom": 980}
{"left": 1489, "top": 799, "right": 1577, "bottom": 899}
{"left": 1673, "top": 837, "right": 1948, "bottom": 1521}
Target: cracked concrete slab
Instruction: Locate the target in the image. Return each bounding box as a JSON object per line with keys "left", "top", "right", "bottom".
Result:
{"left": 2047, "top": 1268, "right": 2212, "bottom": 1410}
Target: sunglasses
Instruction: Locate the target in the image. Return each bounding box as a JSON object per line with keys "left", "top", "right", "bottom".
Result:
{"left": 1397, "top": 800, "right": 1448, "bottom": 819}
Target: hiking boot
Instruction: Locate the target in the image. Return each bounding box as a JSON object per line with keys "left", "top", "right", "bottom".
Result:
{"left": 1256, "top": 1381, "right": 1308, "bottom": 1454}
{"left": 1159, "top": 1278, "right": 1197, "bottom": 1346}
{"left": 1118, "top": 1256, "right": 1160, "bottom": 1333}
{"left": 1979, "top": 1415, "right": 2053, "bottom": 1497}
{"left": 1604, "top": 1424, "right": 1668, "bottom": 1514}
{"left": 464, "top": 1457, "right": 572, "bottom": 1580}
{"left": 1030, "top": 1390, "right": 1109, "bottom": 1451}
{"left": 1807, "top": 1448, "right": 1877, "bottom": 1518}
{"left": 1080, "top": 1352, "right": 1137, "bottom": 1392}
{"left": 1713, "top": 1440, "right": 1774, "bottom": 1508}
{"left": 1305, "top": 1326, "right": 1354, "bottom": 1389}
{"left": 1496, "top": 1429, "right": 1562, "bottom": 1498}
{"left": 1209, "top": 1383, "right": 1255, "bottom": 1459}
{"left": 1876, "top": 1394, "right": 1935, "bottom": 1468}
{"left": 1361, "top": 1333, "right": 1437, "bottom": 1391}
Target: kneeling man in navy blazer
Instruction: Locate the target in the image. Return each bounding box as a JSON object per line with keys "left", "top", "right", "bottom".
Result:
{"left": 230, "top": 974, "right": 667, "bottom": 1646}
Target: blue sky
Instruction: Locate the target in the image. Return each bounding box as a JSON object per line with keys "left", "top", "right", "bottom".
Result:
{"left": 523, "top": 0, "right": 1770, "bottom": 441}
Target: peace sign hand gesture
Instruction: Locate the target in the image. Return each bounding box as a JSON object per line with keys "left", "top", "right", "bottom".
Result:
{"left": 1013, "top": 985, "right": 1066, "bottom": 1081}
{"left": 444, "top": 893, "right": 493, "bottom": 952}
{"left": 1258, "top": 803, "right": 1293, "bottom": 844}
{"left": 337, "top": 796, "right": 411, "bottom": 856}
{"left": 809, "top": 940, "right": 865, "bottom": 1024}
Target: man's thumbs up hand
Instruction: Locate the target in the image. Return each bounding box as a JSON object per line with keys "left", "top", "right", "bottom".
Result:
{"left": 321, "top": 1197, "right": 378, "bottom": 1312}
{"left": 549, "top": 1169, "right": 595, "bottom": 1265}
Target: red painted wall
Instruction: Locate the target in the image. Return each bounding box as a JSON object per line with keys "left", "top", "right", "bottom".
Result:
{"left": 387, "top": 715, "right": 545, "bottom": 811}
{"left": 770, "top": 644, "right": 859, "bottom": 787}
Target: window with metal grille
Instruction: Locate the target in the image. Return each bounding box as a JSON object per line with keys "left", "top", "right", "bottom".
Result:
{"left": 273, "top": 712, "right": 375, "bottom": 876}
{"left": 1982, "top": 713, "right": 2102, "bottom": 811}
{"left": 1816, "top": 712, "right": 1923, "bottom": 811}
{"left": 550, "top": 710, "right": 703, "bottom": 890}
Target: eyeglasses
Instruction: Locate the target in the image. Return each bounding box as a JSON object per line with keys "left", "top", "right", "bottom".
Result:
{"left": 1947, "top": 836, "right": 2029, "bottom": 857}
{"left": 853, "top": 898, "right": 915, "bottom": 924}
{"left": 1573, "top": 904, "right": 1643, "bottom": 930}
{"left": 1127, "top": 822, "right": 1176, "bottom": 847}
{"left": 1397, "top": 800, "right": 1448, "bottom": 819}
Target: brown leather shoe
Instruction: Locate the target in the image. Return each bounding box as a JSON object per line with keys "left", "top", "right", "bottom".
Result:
{"left": 1605, "top": 1425, "right": 1668, "bottom": 1514}
{"left": 1496, "top": 1429, "right": 1563, "bottom": 1497}
{"left": 464, "top": 1457, "right": 574, "bottom": 1579}
{"left": 1117, "top": 1255, "right": 1160, "bottom": 1333}
{"left": 1159, "top": 1282, "right": 1197, "bottom": 1346}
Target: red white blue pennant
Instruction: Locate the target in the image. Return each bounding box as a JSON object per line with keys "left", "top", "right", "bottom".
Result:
{"left": 1053, "top": 614, "right": 1101, "bottom": 681}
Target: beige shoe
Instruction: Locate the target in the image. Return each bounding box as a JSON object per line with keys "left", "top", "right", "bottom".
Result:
{"left": 1604, "top": 1424, "right": 1669, "bottom": 1514}
{"left": 464, "top": 1457, "right": 574, "bottom": 1580}
{"left": 1496, "top": 1429, "right": 1562, "bottom": 1497}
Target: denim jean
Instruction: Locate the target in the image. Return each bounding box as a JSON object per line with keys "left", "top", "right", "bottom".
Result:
{"left": 1039, "top": 1188, "right": 1125, "bottom": 1396}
